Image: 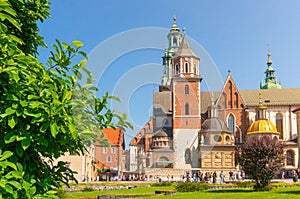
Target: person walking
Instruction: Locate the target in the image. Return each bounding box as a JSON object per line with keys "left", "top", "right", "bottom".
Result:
{"left": 220, "top": 171, "right": 225, "bottom": 184}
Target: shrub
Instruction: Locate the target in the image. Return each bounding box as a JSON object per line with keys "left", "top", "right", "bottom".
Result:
{"left": 175, "top": 182, "right": 208, "bottom": 192}
{"left": 151, "top": 182, "right": 173, "bottom": 187}
{"left": 82, "top": 187, "right": 95, "bottom": 192}
{"left": 233, "top": 181, "right": 254, "bottom": 188}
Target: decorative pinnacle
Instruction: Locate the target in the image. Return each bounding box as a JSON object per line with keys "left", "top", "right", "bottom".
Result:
{"left": 267, "top": 50, "right": 272, "bottom": 65}
{"left": 172, "top": 16, "right": 178, "bottom": 30}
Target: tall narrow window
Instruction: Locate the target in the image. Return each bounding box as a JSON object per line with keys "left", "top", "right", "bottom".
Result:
{"left": 229, "top": 81, "right": 233, "bottom": 108}
{"left": 276, "top": 113, "right": 283, "bottom": 139}
{"left": 222, "top": 93, "right": 227, "bottom": 109}
{"left": 185, "top": 85, "right": 189, "bottom": 95}
{"left": 185, "top": 62, "right": 189, "bottom": 73}
{"left": 175, "top": 64, "right": 179, "bottom": 74}
{"left": 173, "top": 37, "right": 177, "bottom": 47}
{"left": 103, "top": 147, "right": 108, "bottom": 154}
{"left": 286, "top": 150, "right": 295, "bottom": 166}
{"left": 228, "top": 113, "right": 235, "bottom": 135}
{"left": 185, "top": 103, "right": 189, "bottom": 115}
{"left": 235, "top": 93, "right": 239, "bottom": 108}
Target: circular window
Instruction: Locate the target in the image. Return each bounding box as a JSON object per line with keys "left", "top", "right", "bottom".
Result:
{"left": 214, "top": 135, "right": 222, "bottom": 142}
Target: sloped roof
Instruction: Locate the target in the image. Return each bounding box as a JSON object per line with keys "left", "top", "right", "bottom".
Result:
{"left": 102, "top": 128, "right": 123, "bottom": 145}
{"left": 201, "top": 91, "right": 220, "bottom": 113}
{"left": 174, "top": 34, "right": 198, "bottom": 58}
{"left": 201, "top": 117, "right": 230, "bottom": 133}
{"left": 153, "top": 91, "right": 172, "bottom": 115}
{"left": 240, "top": 88, "right": 300, "bottom": 106}
{"left": 153, "top": 127, "right": 172, "bottom": 137}
{"left": 130, "top": 118, "right": 153, "bottom": 146}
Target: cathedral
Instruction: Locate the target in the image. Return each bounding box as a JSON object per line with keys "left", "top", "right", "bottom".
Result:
{"left": 129, "top": 18, "right": 300, "bottom": 179}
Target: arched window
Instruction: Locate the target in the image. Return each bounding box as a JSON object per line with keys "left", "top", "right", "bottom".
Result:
{"left": 185, "top": 85, "right": 189, "bottom": 95}
{"left": 173, "top": 37, "right": 177, "bottom": 47}
{"left": 276, "top": 113, "right": 283, "bottom": 139}
{"left": 175, "top": 64, "right": 179, "bottom": 74}
{"left": 107, "top": 156, "right": 112, "bottom": 163}
{"left": 185, "top": 149, "right": 191, "bottom": 164}
{"left": 185, "top": 62, "right": 189, "bottom": 73}
{"left": 286, "top": 150, "right": 295, "bottom": 166}
{"left": 185, "top": 103, "right": 189, "bottom": 115}
{"left": 228, "top": 113, "right": 235, "bottom": 135}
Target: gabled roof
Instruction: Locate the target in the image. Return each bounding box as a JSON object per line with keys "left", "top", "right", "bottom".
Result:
{"left": 240, "top": 88, "right": 300, "bottom": 106}
{"left": 130, "top": 118, "right": 153, "bottom": 146}
{"left": 102, "top": 128, "right": 123, "bottom": 146}
{"left": 215, "top": 72, "right": 246, "bottom": 107}
{"left": 174, "top": 34, "right": 198, "bottom": 58}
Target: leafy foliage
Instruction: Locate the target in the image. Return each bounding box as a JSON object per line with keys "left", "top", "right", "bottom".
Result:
{"left": 239, "top": 136, "right": 284, "bottom": 191}
{"left": 2, "top": 0, "right": 51, "bottom": 55}
{"left": 0, "top": 0, "right": 132, "bottom": 198}
{"left": 175, "top": 182, "right": 208, "bottom": 192}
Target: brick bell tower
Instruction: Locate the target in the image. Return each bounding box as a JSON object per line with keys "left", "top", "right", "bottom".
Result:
{"left": 171, "top": 32, "right": 202, "bottom": 169}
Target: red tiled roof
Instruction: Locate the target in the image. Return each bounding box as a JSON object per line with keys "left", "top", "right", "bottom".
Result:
{"left": 102, "top": 128, "right": 122, "bottom": 145}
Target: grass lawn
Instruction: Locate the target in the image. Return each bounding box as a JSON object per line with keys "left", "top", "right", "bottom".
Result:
{"left": 65, "top": 184, "right": 300, "bottom": 199}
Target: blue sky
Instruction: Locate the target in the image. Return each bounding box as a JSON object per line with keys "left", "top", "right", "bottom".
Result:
{"left": 38, "top": 0, "right": 300, "bottom": 146}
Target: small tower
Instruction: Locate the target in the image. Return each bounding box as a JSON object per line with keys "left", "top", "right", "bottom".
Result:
{"left": 161, "top": 17, "right": 183, "bottom": 89}
{"left": 260, "top": 50, "right": 281, "bottom": 89}
{"left": 171, "top": 30, "right": 202, "bottom": 169}
{"left": 247, "top": 91, "right": 280, "bottom": 140}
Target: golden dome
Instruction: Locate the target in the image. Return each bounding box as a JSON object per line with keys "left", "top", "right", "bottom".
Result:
{"left": 247, "top": 119, "right": 279, "bottom": 135}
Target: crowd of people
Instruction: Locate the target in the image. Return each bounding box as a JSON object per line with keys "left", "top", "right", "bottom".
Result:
{"left": 180, "top": 170, "right": 244, "bottom": 184}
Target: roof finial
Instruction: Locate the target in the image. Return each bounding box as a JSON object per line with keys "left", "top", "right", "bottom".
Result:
{"left": 259, "top": 90, "right": 263, "bottom": 105}
{"left": 267, "top": 44, "right": 272, "bottom": 65}
{"left": 211, "top": 91, "right": 215, "bottom": 105}
{"left": 228, "top": 69, "right": 231, "bottom": 75}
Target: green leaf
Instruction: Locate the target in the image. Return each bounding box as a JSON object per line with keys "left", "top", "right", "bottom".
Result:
{"left": 21, "top": 135, "right": 31, "bottom": 150}
{"left": 8, "top": 115, "right": 17, "bottom": 128}
{"left": 7, "top": 181, "right": 21, "bottom": 190}
{"left": 40, "top": 123, "right": 49, "bottom": 133}
{"left": 4, "top": 184, "right": 13, "bottom": 194}
{"left": 4, "top": 131, "right": 16, "bottom": 144}
{"left": 71, "top": 40, "right": 83, "bottom": 48}
{"left": 50, "top": 122, "right": 58, "bottom": 137}
{"left": 10, "top": 171, "right": 22, "bottom": 179}
{"left": 0, "top": 151, "right": 13, "bottom": 161}
{"left": 16, "top": 146, "right": 23, "bottom": 158}
{"left": 5, "top": 107, "right": 16, "bottom": 116}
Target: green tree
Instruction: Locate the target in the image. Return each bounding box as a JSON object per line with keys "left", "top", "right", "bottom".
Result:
{"left": 0, "top": 0, "right": 132, "bottom": 198}
{"left": 239, "top": 136, "right": 284, "bottom": 191}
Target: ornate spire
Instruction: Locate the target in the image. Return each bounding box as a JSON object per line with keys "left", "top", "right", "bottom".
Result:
{"left": 260, "top": 50, "right": 281, "bottom": 89}
{"left": 267, "top": 50, "right": 272, "bottom": 66}
{"left": 171, "top": 16, "right": 179, "bottom": 31}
